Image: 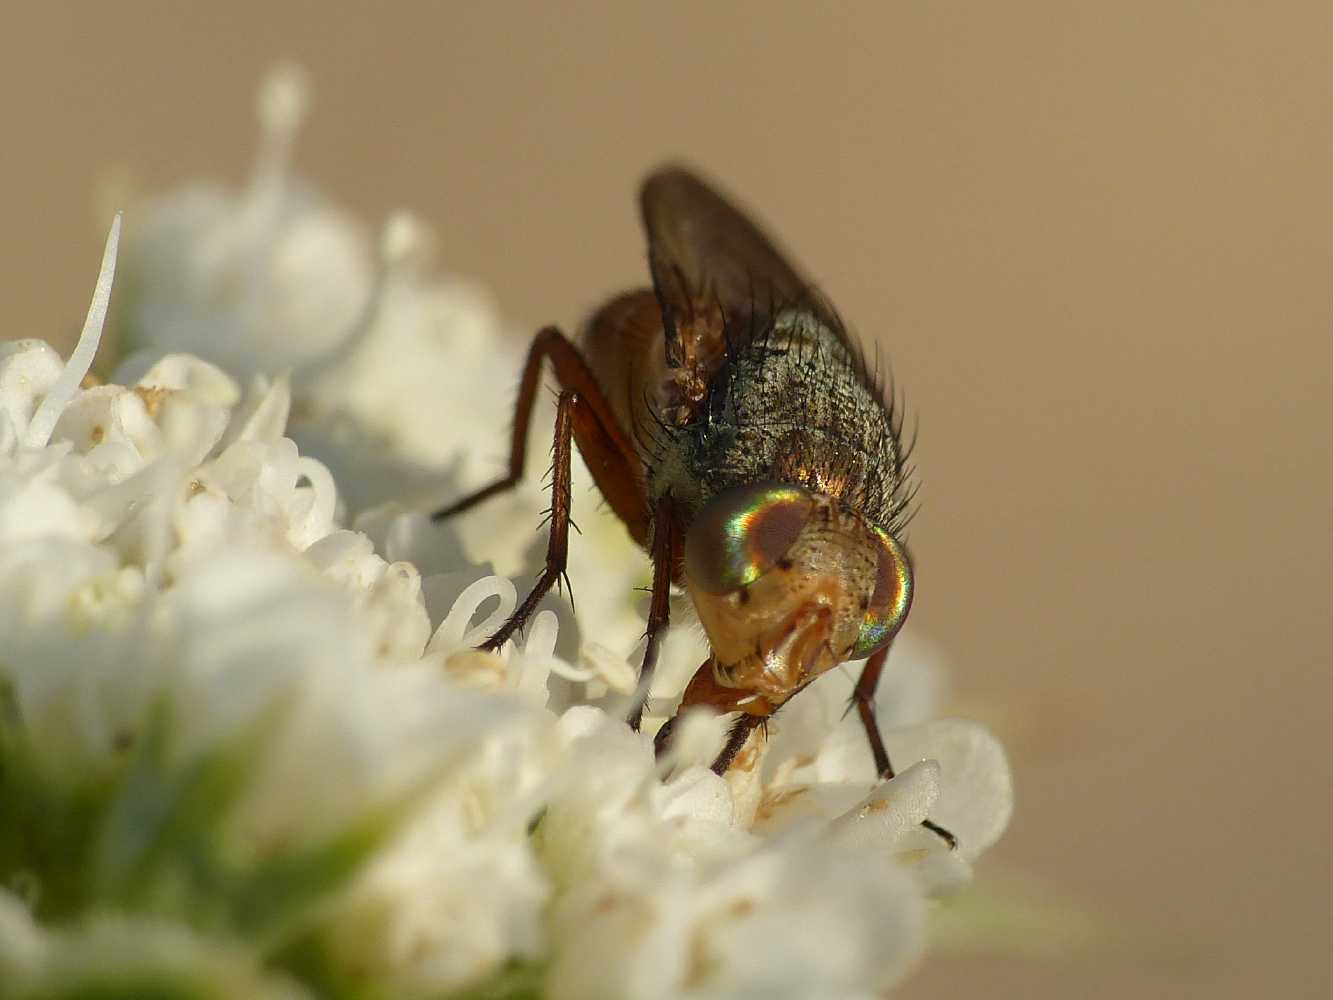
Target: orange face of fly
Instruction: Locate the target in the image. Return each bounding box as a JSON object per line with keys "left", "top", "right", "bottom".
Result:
{"left": 681, "top": 482, "right": 913, "bottom": 707}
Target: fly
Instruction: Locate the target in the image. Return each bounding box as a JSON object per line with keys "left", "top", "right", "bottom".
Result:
{"left": 433, "top": 167, "right": 954, "bottom": 848}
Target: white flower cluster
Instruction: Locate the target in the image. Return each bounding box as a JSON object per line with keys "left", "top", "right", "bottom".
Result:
{"left": 0, "top": 69, "right": 1012, "bottom": 1000}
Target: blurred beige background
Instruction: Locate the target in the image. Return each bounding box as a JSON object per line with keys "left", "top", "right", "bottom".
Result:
{"left": 3, "top": 3, "right": 1329, "bottom": 997}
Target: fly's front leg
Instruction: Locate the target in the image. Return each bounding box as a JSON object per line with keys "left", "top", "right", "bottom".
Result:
{"left": 851, "top": 645, "right": 958, "bottom": 850}
{"left": 710, "top": 714, "right": 764, "bottom": 775}
{"left": 652, "top": 701, "right": 764, "bottom": 775}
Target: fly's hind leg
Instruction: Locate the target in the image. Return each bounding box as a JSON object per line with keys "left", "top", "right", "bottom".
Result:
{"left": 474, "top": 388, "right": 577, "bottom": 651}
{"left": 851, "top": 645, "right": 958, "bottom": 850}
{"left": 433, "top": 326, "right": 640, "bottom": 523}
{"left": 433, "top": 325, "right": 649, "bottom": 655}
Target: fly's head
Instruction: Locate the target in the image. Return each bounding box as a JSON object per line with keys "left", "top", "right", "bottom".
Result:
{"left": 682, "top": 482, "right": 912, "bottom": 704}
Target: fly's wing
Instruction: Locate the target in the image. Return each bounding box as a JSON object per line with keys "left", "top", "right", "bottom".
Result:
{"left": 640, "top": 166, "right": 842, "bottom": 366}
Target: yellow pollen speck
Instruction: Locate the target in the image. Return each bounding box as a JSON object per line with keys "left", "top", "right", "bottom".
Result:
{"left": 755, "top": 785, "right": 809, "bottom": 822}
{"left": 684, "top": 929, "right": 720, "bottom": 989}
{"left": 726, "top": 897, "right": 755, "bottom": 917}
{"left": 593, "top": 892, "right": 622, "bottom": 915}
{"left": 860, "top": 795, "right": 893, "bottom": 817}
{"left": 731, "top": 743, "right": 760, "bottom": 773}
{"left": 445, "top": 649, "right": 508, "bottom": 688}
{"left": 133, "top": 385, "right": 172, "bottom": 418}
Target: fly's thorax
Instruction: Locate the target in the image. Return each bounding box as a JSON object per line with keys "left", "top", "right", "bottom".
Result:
{"left": 651, "top": 307, "right": 912, "bottom": 533}
{"left": 681, "top": 482, "right": 913, "bottom": 703}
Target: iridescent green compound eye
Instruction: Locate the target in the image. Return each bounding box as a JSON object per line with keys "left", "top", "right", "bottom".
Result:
{"left": 683, "top": 483, "right": 816, "bottom": 594}
{"left": 849, "top": 526, "right": 914, "bottom": 659}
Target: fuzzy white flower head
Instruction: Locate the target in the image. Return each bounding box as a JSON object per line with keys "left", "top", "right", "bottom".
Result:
{"left": 2, "top": 68, "right": 1014, "bottom": 999}
{"left": 114, "top": 65, "right": 371, "bottom": 381}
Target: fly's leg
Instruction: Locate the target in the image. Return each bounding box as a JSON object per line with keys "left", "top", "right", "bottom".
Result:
{"left": 628, "top": 496, "right": 675, "bottom": 732}
{"left": 652, "top": 709, "right": 764, "bottom": 775}
{"left": 473, "top": 388, "right": 579, "bottom": 652}
{"left": 429, "top": 330, "right": 544, "bottom": 519}
{"left": 432, "top": 325, "right": 650, "bottom": 652}
{"left": 432, "top": 326, "right": 646, "bottom": 538}
{"left": 852, "top": 645, "right": 958, "bottom": 850}
{"left": 710, "top": 714, "right": 764, "bottom": 775}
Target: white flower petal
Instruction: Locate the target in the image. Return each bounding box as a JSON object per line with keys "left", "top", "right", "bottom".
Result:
{"left": 829, "top": 760, "right": 942, "bottom": 854}
{"left": 0, "top": 340, "right": 65, "bottom": 443}
{"left": 886, "top": 719, "right": 1014, "bottom": 860}
{"left": 27, "top": 215, "right": 120, "bottom": 448}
